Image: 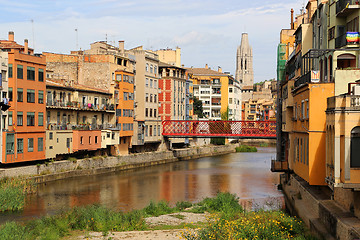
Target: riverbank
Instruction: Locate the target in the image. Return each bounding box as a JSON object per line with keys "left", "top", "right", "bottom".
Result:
{"left": 0, "top": 193, "right": 313, "bottom": 240}
{"left": 0, "top": 143, "right": 240, "bottom": 183}
{"left": 281, "top": 173, "right": 360, "bottom": 240}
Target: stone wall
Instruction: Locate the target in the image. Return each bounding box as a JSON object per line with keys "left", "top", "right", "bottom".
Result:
{"left": 0, "top": 144, "right": 240, "bottom": 183}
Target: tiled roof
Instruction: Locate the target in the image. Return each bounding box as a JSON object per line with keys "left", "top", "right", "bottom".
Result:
{"left": 186, "top": 67, "right": 228, "bottom": 76}
{"left": 46, "top": 80, "right": 110, "bottom": 94}
{"left": 0, "top": 41, "right": 24, "bottom": 49}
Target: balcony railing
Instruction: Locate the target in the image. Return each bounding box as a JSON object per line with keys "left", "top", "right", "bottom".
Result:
{"left": 336, "top": 0, "right": 360, "bottom": 16}
{"left": 294, "top": 71, "right": 311, "bottom": 88}
{"left": 351, "top": 95, "right": 360, "bottom": 107}
{"left": 46, "top": 100, "right": 115, "bottom": 111}
{"left": 47, "top": 123, "right": 115, "bottom": 131}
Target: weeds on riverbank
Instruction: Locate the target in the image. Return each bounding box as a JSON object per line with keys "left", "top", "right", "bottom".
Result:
{"left": 0, "top": 177, "right": 35, "bottom": 212}
{"left": 236, "top": 145, "right": 258, "bottom": 152}
{"left": 0, "top": 192, "right": 315, "bottom": 240}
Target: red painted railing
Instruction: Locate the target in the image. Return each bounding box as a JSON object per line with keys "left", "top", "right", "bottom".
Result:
{"left": 162, "top": 120, "right": 276, "bottom": 138}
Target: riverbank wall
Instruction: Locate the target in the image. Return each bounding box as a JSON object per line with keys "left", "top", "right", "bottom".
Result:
{"left": 0, "top": 144, "right": 239, "bottom": 183}
{"left": 281, "top": 173, "right": 360, "bottom": 240}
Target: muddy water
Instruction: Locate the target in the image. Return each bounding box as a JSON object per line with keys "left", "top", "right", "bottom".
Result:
{"left": 1, "top": 147, "right": 283, "bottom": 223}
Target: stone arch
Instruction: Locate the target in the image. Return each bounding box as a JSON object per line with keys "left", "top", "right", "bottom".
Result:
{"left": 351, "top": 126, "right": 360, "bottom": 167}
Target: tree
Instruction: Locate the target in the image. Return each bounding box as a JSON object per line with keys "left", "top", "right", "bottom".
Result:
{"left": 193, "top": 96, "right": 204, "bottom": 118}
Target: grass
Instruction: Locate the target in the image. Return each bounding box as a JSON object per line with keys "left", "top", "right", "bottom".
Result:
{"left": 236, "top": 145, "right": 258, "bottom": 152}
{"left": 0, "top": 192, "right": 316, "bottom": 240}
{"left": 0, "top": 177, "right": 35, "bottom": 212}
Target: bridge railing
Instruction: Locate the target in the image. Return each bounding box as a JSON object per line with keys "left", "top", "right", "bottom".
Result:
{"left": 162, "top": 120, "right": 276, "bottom": 138}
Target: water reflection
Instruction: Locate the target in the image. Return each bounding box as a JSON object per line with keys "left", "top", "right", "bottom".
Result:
{"left": 2, "top": 147, "right": 282, "bottom": 223}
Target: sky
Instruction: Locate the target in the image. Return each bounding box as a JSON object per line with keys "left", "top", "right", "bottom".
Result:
{"left": 0, "top": 0, "right": 303, "bottom": 82}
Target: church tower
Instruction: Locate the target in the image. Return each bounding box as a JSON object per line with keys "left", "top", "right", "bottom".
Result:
{"left": 236, "top": 33, "right": 254, "bottom": 87}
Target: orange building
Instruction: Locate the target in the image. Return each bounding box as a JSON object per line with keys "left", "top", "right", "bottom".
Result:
{"left": 0, "top": 32, "right": 46, "bottom": 163}
{"left": 115, "top": 70, "right": 134, "bottom": 154}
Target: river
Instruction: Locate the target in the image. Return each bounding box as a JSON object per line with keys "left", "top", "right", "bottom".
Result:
{"left": 1, "top": 147, "right": 283, "bottom": 223}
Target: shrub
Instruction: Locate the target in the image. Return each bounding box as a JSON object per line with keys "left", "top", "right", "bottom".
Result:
{"left": 235, "top": 145, "right": 257, "bottom": 152}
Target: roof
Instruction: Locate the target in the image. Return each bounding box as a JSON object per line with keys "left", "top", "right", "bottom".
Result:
{"left": 0, "top": 40, "right": 33, "bottom": 51}
{"left": 186, "top": 67, "right": 228, "bottom": 76}
{"left": 158, "top": 61, "right": 185, "bottom": 70}
{"left": 46, "top": 80, "right": 111, "bottom": 95}
{"left": 242, "top": 85, "right": 254, "bottom": 90}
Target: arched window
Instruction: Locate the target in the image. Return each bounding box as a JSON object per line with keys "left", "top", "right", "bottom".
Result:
{"left": 337, "top": 53, "right": 356, "bottom": 69}
{"left": 351, "top": 126, "right": 360, "bottom": 167}
{"left": 245, "top": 59, "right": 247, "bottom": 70}
{"left": 324, "top": 57, "right": 328, "bottom": 82}
{"left": 319, "top": 59, "right": 323, "bottom": 82}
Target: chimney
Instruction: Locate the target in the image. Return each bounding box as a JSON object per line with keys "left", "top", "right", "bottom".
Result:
{"left": 205, "top": 64, "right": 208, "bottom": 69}
{"left": 8, "top": 31, "right": 14, "bottom": 41}
{"left": 24, "top": 39, "right": 28, "bottom": 54}
{"left": 218, "top": 66, "right": 222, "bottom": 73}
{"left": 118, "top": 40, "right": 124, "bottom": 53}
{"left": 291, "top": 9, "right": 294, "bottom": 29}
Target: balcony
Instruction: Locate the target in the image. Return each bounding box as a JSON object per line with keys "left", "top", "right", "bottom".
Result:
{"left": 47, "top": 123, "right": 115, "bottom": 131}
{"left": 335, "top": 32, "right": 360, "bottom": 48}
{"left": 46, "top": 100, "right": 115, "bottom": 112}
{"left": 294, "top": 71, "right": 311, "bottom": 89}
{"left": 336, "top": 0, "right": 360, "bottom": 17}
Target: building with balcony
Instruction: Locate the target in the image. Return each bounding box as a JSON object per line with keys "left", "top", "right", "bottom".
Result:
{"left": 187, "top": 65, "right": 240, "bottom": 120}
{"left": 242, "top": 99, "right": 275, "bottom": 121}
{"left": 0, "top": 51, "right": 9, "bottom": 164}
{"left": 45, "top": 78, "right": 117, "bottom": 159}
{"left": 127, "top": 47, "right": 162, "bottom": 152}
{"left": 0, "top": 31, "right": 46, "bottom": 164}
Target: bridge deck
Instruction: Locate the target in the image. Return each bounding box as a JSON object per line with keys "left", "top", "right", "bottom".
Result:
{"left": 162, "top": 120, "right": 276, "bottom": 138}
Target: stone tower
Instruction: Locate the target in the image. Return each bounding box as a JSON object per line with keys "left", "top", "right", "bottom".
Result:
{"left": 236, "top": 33, "right": 254, "bottom": 87}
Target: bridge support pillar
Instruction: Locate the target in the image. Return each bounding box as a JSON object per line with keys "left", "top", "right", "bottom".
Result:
{"left": 162, "top": 136, "right": 172, "bottom": 150}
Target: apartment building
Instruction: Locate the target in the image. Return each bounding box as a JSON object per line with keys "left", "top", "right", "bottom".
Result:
{"left": 45, "top": 75, "right": 117, "bottom": 159}
{"left": 0, "top": 32, "right": 46, "bottom": 163}
{"left": 127, "top": 47, "right": 162, "bottom": 152}
{"left": 0, "top": 51, "right": 9, "bottom": 163}
{"left": 187, "top": 65, "right": 241, "bottom": 120}
{"left": 44, "top": 40, "right": 135, "bottom": 155}
{"left": 242, "top": 99, "right": 275, "bottom": 121}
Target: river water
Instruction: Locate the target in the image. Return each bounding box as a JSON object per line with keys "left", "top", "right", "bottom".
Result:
{"left": 1, "top": 147, "right": 283, "bottom": 223}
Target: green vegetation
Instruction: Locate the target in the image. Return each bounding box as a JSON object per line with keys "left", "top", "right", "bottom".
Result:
{"left": 210, "top": 137, "right": 225, "bottom": 145}
{"left": 192, "top": 97, "right": 204, "bottom": 118}
{"left": 260, "top": 142, "right": 269, "bottom": 147}
{"left": 0, "top": 192, "right": 315, "bottom": 240}
{"left": 0, "top": 177, "right": 35, "bottom": 212}
{"left": 236, "top": 145, "right": 258, "bottom": 152}
{"left": 182, "top": 210, "right": 314, "bottom": 240}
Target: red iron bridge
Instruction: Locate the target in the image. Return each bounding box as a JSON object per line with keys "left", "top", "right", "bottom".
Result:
{"left": 162, "top": 120, "right": 276, "bottom": 139}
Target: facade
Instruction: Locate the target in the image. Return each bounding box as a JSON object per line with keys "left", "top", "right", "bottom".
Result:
{"left": 187, "top": 65, "right": 240, "bottom": 120}
{"left": 44, "top": 40, "right": 135, "bottom": 155}
{"left": 152, "top": 48, "right": 181, "bottom": 67}
{"left": 45, "top": 77, "right": 117, "bottom": 159}
{"left": 127, "top": 47, "right": 162, "bottom": 151}
{"left": 0, "top": 32, "right": 46, "bottom": 163}
{"left": 0, "top": 51, "right": 9, "bottom": 164}
{"left": 242, "top": 99, "right": 275, "bottom": 121}
{"left": 236, "top": 33, "right": 254, "bottom": 90}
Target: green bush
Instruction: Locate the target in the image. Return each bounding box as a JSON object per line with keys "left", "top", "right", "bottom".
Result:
{"left": 235, "top": 145, "right": 257, "bottom": 152}
{"left": 211, "top": 137, "right": 225, "bottom": 145}
{"left": 0, "top": 177, "right": 34, "bottom": 212}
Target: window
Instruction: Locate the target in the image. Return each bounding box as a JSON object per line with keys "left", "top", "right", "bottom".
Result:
{"left": 27, "top": 67, "right": 35, "bottom": 80}
{"left": 306, "top": 100, "right": 309, "bottom": 119}
{"left": 38, "top": 90, "right": 44, "bottom": 104}
{"left": 27, "top": 112, "right": 35, "bottom": 126}
{"left": 49, "top": 132, "right": 53, "bottom": 140}
{"left": 8, "top": 112, "right": 12, "bottom": 126}
{"left": 67, "top": 138, "right": 71, "bottom": 148}
{"left": 38, "top": 69, "right": 44, "bottom": 82}
{"left": 154, "top": 109, "right": 157, "bottom": 117}
{"left": 80, "top": 136, "right": 83, "bottom": 144}
{"left": 145, "top": 93, "right": 149, "bottom": 102}
{"left": 150, "top": 79, "right": 153, "bottom": 88}
{"left": 328, "top": 27, "right": 335, "bottom": 41}
{"left": 116, "top": 74, "right": 122, "bottom": 81}
{"left": 229, "top": 98, "right": 233, "bottom": 104}
{"left": 95, "top": 136, "right": 98, "bottom": 144}
{"left": 229, "top": 88, "right": 233, "bottom": 93}
{"left": 8, "top": 64, "right": 13, "bottom": 78}
{"left": 154, "top": 66, "right": 157, "bottom": 74}
{"left": 145, "top": 108, "right": 148, "bottom": 117}
{"left": 150, "top": 65, "right": 153, "bottom": 73}
{"left": 301, "top": 101, "right": 305, "bottom": 120}
{"left": 38, "top": 112, "right": 44, "bottom": 126}
{"left": 89, "top": 136, "right": 91, "bottom": 144}
{"left": 17, "top": 65, "right": 23, "bottom": 79}
{"left": 17, "top": 88, "right": 23, "bottom": 102}
{"left": 28, "top": 138, "right": 34, "bottom": 152}
{"left": 146, "top": 63, "right": 149, "bottom": 72}
{"left": 150, "top": 108, "right": 152, "bottom": 117}
{"left": 38, "top": 138, "right": 43, "bottom": 151}
{"left": 154, "top": 94, "right": 157, "bottom": 103}
{"left": 149, "top": 125, "right": 153, "bottom": 136}
{"left": 123, "top": 92, "right": 128, "bottom": 100}
{"left": 146, "top": 78, "right": 149, "bottom": 87}
{"left": 158, "top": 125, "right": 160, "bottom": 136}
{"left": 17, "top": 138, "right": 23, "bottom": 153}
{"left": 27, "top": 89, "right": 35, "bottom": 103}
{"left": 154, "top": 80, "right": 157, "bottom": 88}
{"left": 17, "top": 111, "right": 23, "bottom": 126}
{"left": 150, "top": 94, "right": 153, "bottom": 102}
{"left": 9, "top": 87, "right": 12, "bottom": 101}
{"left": 6, "top": 134, "right": 14, "bottom": 154}
{"left": 351, "top": 127, "right": 360, "bottom": 167}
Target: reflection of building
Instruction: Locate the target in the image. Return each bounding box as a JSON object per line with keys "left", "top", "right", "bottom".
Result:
{"left": 1, "top": 32, "right": 46, "bottom": 163}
